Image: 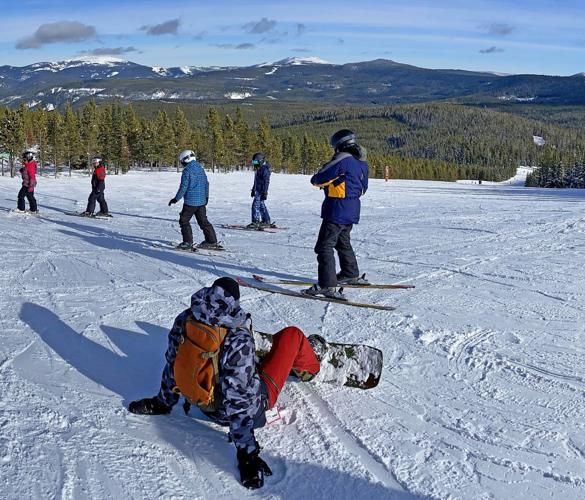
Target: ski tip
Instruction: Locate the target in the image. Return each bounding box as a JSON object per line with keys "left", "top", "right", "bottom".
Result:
{"left": 252, "top": 274, "right": 265, "bottom": 282}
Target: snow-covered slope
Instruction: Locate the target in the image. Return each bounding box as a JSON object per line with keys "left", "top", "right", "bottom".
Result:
{"left": 1, "top": 172, "right": 585, "bottom": 498}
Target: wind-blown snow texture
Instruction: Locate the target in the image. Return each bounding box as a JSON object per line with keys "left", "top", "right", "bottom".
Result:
{"left": 1, "top": 171, "right": 584, "bottom": 499}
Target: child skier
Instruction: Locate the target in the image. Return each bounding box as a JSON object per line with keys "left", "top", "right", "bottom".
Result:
{"left": 128, "top": 277, "right": 323, "bottom": 490}
{"left": 247, "top": 152, "right": 272, "bottom": 229}
{"left": 81, "top": 157, "right": 110, "bottom": 217}
{"left": 168, "top": 150, "right": 221, "bottom": 250}
{"left": 305, "top": 129, "right": 369, "bottom": 300}
{"left": 16, "top": 150, "right": 38, "bottom": 213}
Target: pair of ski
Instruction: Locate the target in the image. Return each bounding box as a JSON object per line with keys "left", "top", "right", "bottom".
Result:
{"left": 220, "top": 223, "right": 286, "bottom": 233}
{"left": 69, "top": 212, "right": 113, "bottom": 219}
{"left": 151, "top": 241, "right": 228, "bottom": 254}
{"left": 237, "top": 275, "right": 414, "bottom": 312}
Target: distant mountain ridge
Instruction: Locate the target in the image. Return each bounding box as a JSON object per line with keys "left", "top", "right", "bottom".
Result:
{"left": 1, "top": 56, "right": 584, "bottom": 109}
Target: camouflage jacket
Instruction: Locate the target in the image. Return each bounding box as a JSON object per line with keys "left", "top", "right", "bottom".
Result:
{"left": 157, "top": 286, "right": 266, "bottom": 453}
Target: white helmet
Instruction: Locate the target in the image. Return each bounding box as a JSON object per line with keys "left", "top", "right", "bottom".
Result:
{"left": 179, "top": 149, "right": 196, "bottom": 165}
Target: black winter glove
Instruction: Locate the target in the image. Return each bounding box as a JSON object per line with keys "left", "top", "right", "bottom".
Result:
{"left": 237, "top": 447, "right": 272, "bottom": 490}
{"left": 260, "top": 192, "right": 268, "bottom": 201}
{"left": 128, "top": 397, "right": 171, "bottom": 415}
{"left": 251, "top": 189, "right": 255, "bottom": 198}
{"left": 168, "top": 198, "right": 177, "bottom": 206}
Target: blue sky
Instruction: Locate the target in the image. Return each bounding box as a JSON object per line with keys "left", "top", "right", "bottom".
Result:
{"left": 2, "top": 0, "right": 585, "bottom": 75}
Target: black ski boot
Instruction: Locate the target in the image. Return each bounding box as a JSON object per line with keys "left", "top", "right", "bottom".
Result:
{"left": 307, "top": 334, "right": 328, "bottom": 362}
{"left": 336, "top": 273, "right": 370, "bottom": 286}
{"left": 128, "top": 397, "right": 171, "bottom": 415}
{"left": 303, "top": 284, "right": 347, "bottom": 301}
{"left": 246, "top": 221, "right": 261, "bottom": 230}
{"left": 198, "top": 241, "right": 225, "bottom": 250}
{"left": 176, "top": 241, "right": 194, "bottom": 251}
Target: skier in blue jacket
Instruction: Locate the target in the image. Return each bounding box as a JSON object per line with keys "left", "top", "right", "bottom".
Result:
{"left": 168, "top": 150, "right": 220, "bottom": 250}
{"left": 305, "top": 130, "right": 369, "bottom": 299}
{"left": 247, "top": 152, "right": 272, "bottom": 229}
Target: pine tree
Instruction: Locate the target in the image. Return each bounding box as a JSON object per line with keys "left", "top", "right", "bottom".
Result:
{"left": 80, "top": 101, "right": 100, "bottom": 172}
{"left": 0, "top": 109, "right": 26, "bottom": 177}
{"left": 234, "top": 107, "right": 251, "bottom": 168}
{"left": 46, "top": 111, "right": 64, "bottom": 177}
{"left": 173, "top": 107, "right": 191, "bottom": 171}
{"left": 222, "top": 114, "right": 238, "bottom": 170}
{"left": 206, "top": 107, "right": 224, "bottom": 171}
{"left": 63, "top": 103, "right": 81, "bottom": 176}
{"left": 154, "top": 110, "right": 175, "bottom": 170}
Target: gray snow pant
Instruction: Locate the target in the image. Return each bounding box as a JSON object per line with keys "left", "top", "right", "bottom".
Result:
{"left": 314, "top": 220, "right": 359, "bottom": 288}
{"left": 179, "top": 204, "right": 217, "bottom": 245}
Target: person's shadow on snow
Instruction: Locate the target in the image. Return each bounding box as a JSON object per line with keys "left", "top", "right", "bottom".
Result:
{"left": 20, "top": 302, "right": 418, "bottom": 499}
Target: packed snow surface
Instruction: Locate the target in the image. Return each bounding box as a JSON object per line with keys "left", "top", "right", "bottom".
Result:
{"left": 1, "top": 171, "right": 585, "bottom": 499}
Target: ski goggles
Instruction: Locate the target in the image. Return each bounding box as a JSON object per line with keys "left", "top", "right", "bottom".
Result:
{"left": 252, "top": 160, "right": 261, "bottom": 165}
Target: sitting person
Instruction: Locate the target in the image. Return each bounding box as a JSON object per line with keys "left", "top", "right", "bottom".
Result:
{"left": 128, "top": 277, "right": 323, "bottom": 489}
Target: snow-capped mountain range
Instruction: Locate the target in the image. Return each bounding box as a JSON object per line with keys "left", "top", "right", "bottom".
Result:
{"left": 1, "top": 55, "right": 584, "bottom": 109}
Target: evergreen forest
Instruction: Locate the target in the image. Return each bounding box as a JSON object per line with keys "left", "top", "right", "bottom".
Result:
{"left": 1, "top": 100, "right": 584, "bottom": 185}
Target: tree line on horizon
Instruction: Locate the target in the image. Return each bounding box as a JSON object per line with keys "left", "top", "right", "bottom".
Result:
{"left": 0, "top": 100, "right": 572, "bottom": 183}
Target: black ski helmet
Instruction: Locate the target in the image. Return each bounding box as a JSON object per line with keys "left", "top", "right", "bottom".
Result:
{"left": 330, "top": 129, "right": 358, "bottom": 150}
{"left": 23, "top": 150, "right": 35, "bottom": 162}
{"left": 252, "top": 152, "right": 265, "bottom": 165}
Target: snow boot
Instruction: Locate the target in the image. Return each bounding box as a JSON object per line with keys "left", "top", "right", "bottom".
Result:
{"left": 303, "top": 284, "right": 347, "bottom": 301}
{"left": 128, "top": 396, "right": 171, "bottom": 415}
{"left": 307, "top": 334, "right": 328, "bottom": 362}
{"left": 336, "top": 273, "right": 370, "bottom": 286}
{"left": 176, "top": 242, "right": 194, "bottom": 251}
{"left": 198, "top": 241, "right": 224, "bottom": 250}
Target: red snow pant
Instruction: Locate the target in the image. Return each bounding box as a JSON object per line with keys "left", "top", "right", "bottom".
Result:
{"left": 259, "top": 327, "right": 320, "bottom": 409}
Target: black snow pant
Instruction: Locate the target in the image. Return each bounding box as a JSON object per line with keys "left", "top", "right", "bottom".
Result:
{"left": 86, "top": 190, "right": 109, "bottom": 214}
{"left": 314, "top": 220, "right": 359, "bottom": 288}
{"left": 179, "top": 204, "right": 217, "bottom": 245}
{"left": 17, "top": 186, "right": 38, "bottom": 212}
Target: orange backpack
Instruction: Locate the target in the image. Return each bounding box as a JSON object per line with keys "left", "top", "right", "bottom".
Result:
{"left": 172, "top": 315, "right": 228, "bottom": 411}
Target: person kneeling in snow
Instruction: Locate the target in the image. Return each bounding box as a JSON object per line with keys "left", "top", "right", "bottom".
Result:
{"left": 128, "top": 277, "right": 323, "bottom": 490}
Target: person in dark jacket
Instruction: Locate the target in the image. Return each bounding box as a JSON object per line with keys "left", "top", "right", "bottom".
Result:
{"left": 17, "top": 150, "right": 38, "bottom": 213}
{"left": 169, "top": 150, "right": 220, "bottom": 250}
{"left": 247, "top": 152, "right": 272, "bottom": 229}
{"left": 81, "top": 157, "right": 110, "bottom": 217}
{"left": 128, "top": 277, "right": 322, "bottom": 490}
{"left": 305, "top": 129, "right": 369, "bottom": 300}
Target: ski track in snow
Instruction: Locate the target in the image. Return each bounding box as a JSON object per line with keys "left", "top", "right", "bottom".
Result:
{"left": 1, "top": 171, "right": 585, "bottom": 499}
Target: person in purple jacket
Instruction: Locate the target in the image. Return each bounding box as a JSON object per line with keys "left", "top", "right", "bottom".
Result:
{"left": 305, "top": 130, "right": 369, "bottom": 300}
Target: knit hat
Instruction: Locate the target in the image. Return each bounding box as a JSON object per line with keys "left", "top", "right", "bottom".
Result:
{"left": 212, "top": 277, "right": 240, "bottom": 301}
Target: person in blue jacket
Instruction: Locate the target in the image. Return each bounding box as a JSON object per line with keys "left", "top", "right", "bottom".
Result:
{"left": 168, "top": 150, "right": 220, "bottom": 250}
{"left": 247, "top": 152, "right": 272, "bottom": 229}
{"left": 305, "top": 130, "right": 369, "bottom": 299}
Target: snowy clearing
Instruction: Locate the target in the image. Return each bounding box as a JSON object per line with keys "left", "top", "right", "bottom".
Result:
{"left": 1, "top": 171, "right": 585, "bottom": 499}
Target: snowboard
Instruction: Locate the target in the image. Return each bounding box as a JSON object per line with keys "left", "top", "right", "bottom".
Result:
{"left": 253, "top": 330, "right": 383, "bottom": 389}
{"left": 236, "top": 276, "right": 396, "bottom": 311}
{"left": 252, "top": 274, "right": 415, "bottom": 290}
{"left": 220, "top": 223, "right": 285, "bottom": 233}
